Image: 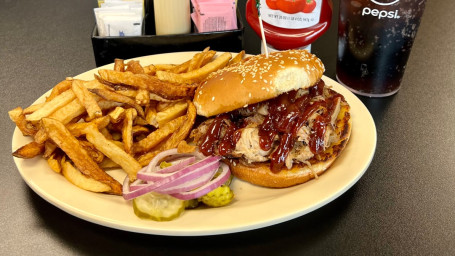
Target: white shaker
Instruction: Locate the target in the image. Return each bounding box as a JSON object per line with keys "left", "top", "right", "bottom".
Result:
{"left": 154, "top": 0, "right": 191, "bottom": 35}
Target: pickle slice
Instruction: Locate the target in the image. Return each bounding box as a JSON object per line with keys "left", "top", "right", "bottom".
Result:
{"left": 133, "top": 192, "right": 185, "bottom": 221}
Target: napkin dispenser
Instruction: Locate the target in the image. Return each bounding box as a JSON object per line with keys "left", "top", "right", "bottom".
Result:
{"left": 91, "top": 5, "right": 244, "bottom": 67}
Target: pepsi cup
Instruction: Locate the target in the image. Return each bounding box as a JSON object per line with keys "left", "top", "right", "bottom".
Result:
{"left": 336, "top": 0, "right": 427, "bottom": 97}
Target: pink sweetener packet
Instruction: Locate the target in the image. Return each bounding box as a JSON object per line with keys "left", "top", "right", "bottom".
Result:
{"left": 191, "top": 0, "right": 237, "bottom": 33}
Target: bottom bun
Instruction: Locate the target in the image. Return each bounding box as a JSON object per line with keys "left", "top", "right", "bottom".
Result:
{"left": 225, "top": 101, "right": 351, "bottom": 188}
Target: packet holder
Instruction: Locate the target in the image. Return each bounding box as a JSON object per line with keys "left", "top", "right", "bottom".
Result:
{"left": 91, "top": 6, "right": 244, "bottom": 67}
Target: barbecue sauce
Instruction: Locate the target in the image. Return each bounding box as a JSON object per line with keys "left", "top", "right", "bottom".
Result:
{"left": 199, "top": 80, "right": 343, "bottom": 173}
{"left": 199, "top": 117, "right": 224, "bottom": 155}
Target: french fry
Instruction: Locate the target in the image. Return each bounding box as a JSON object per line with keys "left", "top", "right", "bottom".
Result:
{"left": 137, "top": 151, "right": 159, "bottom": 167}
{"left": 34, "top": 127, "right": 48, "bottom": 144}
{"left": 12, "top": 141, "right": 44, "bottom": 159}
{"left": 143, "top": 64, "right": 156, "bottom": 75}
{"left": 134, "top": 116, "right": 149, "bottom": 126}
{"left": 170, "top": 48, "right": 215, "bottom": 74}
{"left": 115, "top": 89, "right": 138, "bottom": 98}
{"left": 26, "top": 89, "right": 76, "bottom": 122}
{"left": 177, "top": 140, "right": 197, "bottom": 154}
{"left": 200, "top": 50, "right": 217, "bottom": 67}
{"left": 114, "top": 58, "right": 125, "bottom": 72}
{"left": 187, "top": 47, "right": 214, "bottom": 72}
{"left": 122, "top": 108, "right": 137, "bottom": 154}
{"left": 156, "top": 101, "right": 174, "bottom": 112}
{"left": 88, "top": 88, "right": 145, "bottom": 118}
{"left": 188, "top": 51, "right": 206, "bottom": 72}
{"left": 49, "top": 98, "right": 121, "bottom": 125}
{"left": 98, "top": 157, "right": 120, "bottom": 169}
{"left": 61, "top": 160, "right": 111, "bottom": 193}
{"left": 133, "top": 115, "right": 186, "bottom": 154}
{"left": 49, "top": 96, "right": 121, "bottom": 124}
{"left": 135, "top": 89, "right": 150, "bottom": 105}
{"left": 83, "top": 78, "right": 113, "bottom": 91}
{"left": 66, "top": 115, "right": 110, "bottom": 137}
{"left": 156, "top": 52, "right": 232, "bottom": 83}
{"left": 100, "top": 127, "right": 114, "bottom": 140}
{"left": 47, "top": 152, "right": 62, "bottom": 173}
{"left": 8, "top": 107, "right": 38, "bottom": 136}
{"left": 79, "top": 140, "right": 105, "bottom": 163}
{"left": 155, "top": 101, "right": 188, "bottom": 127}
{"left": 23, "top": 102, "right": 46, "bottom": 115}
{"left": 170, "top": 60, "right": 191, "bottom": 74}
{"left": 46, "top": 78, "right": 73, "bottom": 102}
{"left": 82, "top": 124, "right": 141, "bottom": 181}
{"left": 47, "top": 98, "right": 85, "bottom": 124}
{"left": 228, "top": 50, "right": 245, "bottom": 66}
{"left": 108, "top": 106, "right": 125, "bottom": 123}
{"left": 137, "top": 101, "right": 196, "bottom": 166}
{"left": 126, "top": 60, "right": 145, "bottom": 74}
{"left": 145, "top": 102, "right": 158, "bottom": 127}
{"left": 72, "top": 79, "right": 102, "bottom": 121}
{"left": 41, "top": 117, "right": 122, "bottom": 195}
{"left": 154, "top": 70, "right": 187, "bottom": 84}
{"left": 110, "top": 139, "right": 125, "bottom": 149}
{"left": 154, "top": 64, "right": 176, "bottom": 71}
{"left": 160, "top": 101, "right": 196, "bottom": 150}
{"left": 132, "top": 125, "right": 150, "bottom": 136}
{"left": 97, "top": 70, "right": 197, "bottom": 100}
{"left": 11, "top": 48, "right": 225, "bottom": 197}
{"left": 43, "top": 141, "right": 58, "bottom": 159}
{"left": 97, "top": 100, "right": 124, "bottom": 111}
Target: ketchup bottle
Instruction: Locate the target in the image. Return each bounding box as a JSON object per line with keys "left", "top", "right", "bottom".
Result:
{"left": 246, "top": 0, "right": 333, "bottom": 52}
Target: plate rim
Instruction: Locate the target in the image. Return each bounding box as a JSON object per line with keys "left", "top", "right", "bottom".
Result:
{"left": 12, "top": 51, "right": 377, "bottom": 236}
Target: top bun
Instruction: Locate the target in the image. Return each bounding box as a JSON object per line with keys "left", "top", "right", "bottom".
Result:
{"left": 193, "top": 50, "right": 325, "bottom": 117}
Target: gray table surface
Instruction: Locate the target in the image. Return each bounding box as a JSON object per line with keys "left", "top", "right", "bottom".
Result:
{"left": 1, "top": 0, "right": 454, "bottom": 255}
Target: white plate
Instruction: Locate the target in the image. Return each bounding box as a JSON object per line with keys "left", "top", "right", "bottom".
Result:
{"left": 12, "top": 52, "right": 376, "bottom": 236}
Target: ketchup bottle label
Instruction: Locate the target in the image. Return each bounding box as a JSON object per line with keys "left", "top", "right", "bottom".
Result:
{"left": 260, "top": 0, "right": 323, "bottom": 29}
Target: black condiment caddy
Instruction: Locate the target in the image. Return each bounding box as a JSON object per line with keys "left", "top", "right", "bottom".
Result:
{"left": 91, "top": 0, "right": 244, "bottom": 67}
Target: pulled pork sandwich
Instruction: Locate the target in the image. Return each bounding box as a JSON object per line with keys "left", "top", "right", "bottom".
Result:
{"left": 190, "top": 50, "right": 351, "bottom": 188}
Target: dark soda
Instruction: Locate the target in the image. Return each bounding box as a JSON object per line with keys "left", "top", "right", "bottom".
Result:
{"left": 336, "top": 0, "right": 426, "bottom": 97}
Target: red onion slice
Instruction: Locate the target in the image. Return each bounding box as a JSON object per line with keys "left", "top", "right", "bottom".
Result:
{"left": 123, "top": 160, "right": 219, "bottom": 200}
{"left": 154, "top": 156, "right": 196, "bottom": 174}
{"left": 122, "top": 175, "right": 168, "bottom": 200}
{"left": 142, "top": 148, "right": 179, "bottom": 173}
{"left": 154, "top": 163, "right": 219, "bottom": 194}
{"left": 137, "top": 156, "right": 220, "bottom": 181}
{"left": 141, "top": 149, "right": 199, "bottom": 174}
{"left": 122, "top": 148, "right": 230, "bottom": 201}
{"left": 171, "top": 163, "right": 231, "bottom": 200}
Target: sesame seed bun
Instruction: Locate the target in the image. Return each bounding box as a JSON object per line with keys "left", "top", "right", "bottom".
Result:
{"left": 193, "top": 50, "right": 325, "bottom": 117}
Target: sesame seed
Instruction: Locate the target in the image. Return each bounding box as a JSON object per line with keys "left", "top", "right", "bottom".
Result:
{"left": 212, "top": 96, "right": 215, "bottom": 101}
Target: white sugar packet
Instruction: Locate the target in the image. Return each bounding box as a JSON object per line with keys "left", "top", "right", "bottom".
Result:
{"left": 103, "top": 15, "right": 143, "bottom": 36}
{"left": 94, "top": 0, "right": 144, "bottom": 37}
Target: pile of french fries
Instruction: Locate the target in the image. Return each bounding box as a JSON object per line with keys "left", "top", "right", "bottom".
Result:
{"left": 10, "top": 47, "right": 245, "bottom": 196}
